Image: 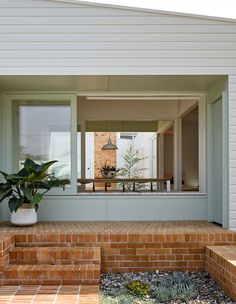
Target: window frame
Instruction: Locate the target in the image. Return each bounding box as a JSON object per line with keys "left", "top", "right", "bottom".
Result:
{"left": 5, "top": 93, "right": 77, "bottom": 196}
{"left": 5, "top": 93, "right": 206, "bottom": 196}
{"left": 77, "top": 95, "right": 206, "bottom": 194}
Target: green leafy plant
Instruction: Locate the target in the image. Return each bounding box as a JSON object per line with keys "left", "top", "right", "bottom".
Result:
{"left": 0, "top": 159, "right": 69, "bottom": 213}
{"left": 125, "top": 280, "right": 150, "bottom": 297}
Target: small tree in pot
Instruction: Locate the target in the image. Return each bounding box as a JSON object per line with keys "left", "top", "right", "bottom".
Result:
{"left": 0, "top": 159, "right": 68, "bottom": 226}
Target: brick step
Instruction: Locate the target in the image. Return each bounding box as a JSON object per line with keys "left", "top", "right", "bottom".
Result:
{"left": 0, "top": 235, "right": 15, "bottom": 271}
{"left": 9, "top": 246, "right": 101, "bottom": 265}
{"left": 206, "top": 246, "right": 236, "bottom": 301}
{"left": 2, "top": 264, "right": 100, "bottom": 285}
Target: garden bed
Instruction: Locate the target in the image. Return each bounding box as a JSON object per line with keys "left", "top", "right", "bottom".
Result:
{"left": 100, "top": 271, "right": 233, "bottom": 304}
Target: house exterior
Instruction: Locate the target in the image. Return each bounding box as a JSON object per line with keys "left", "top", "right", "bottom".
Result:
{"left": 0, "top": 0, "right": 235, "bottom": 230}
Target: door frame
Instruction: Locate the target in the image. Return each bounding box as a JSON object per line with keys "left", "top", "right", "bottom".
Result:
{"left": 207, "top": 91, "right": 229, "bottom": 227}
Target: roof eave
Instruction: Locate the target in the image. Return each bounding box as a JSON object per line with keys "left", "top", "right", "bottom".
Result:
{"left": 49, "top": 0, "right": 236, "bottom": 23}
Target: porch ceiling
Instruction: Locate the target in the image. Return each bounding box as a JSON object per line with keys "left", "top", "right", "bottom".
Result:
{"left": 0, "top": 75, "right": 225, "bottom": 93}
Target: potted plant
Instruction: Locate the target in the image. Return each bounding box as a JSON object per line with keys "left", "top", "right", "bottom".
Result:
{"left": 0, "top": 159, "right": 68, "bottom": 226}
{"left": 99, "top": 162, "right": 119, "bottom": 179}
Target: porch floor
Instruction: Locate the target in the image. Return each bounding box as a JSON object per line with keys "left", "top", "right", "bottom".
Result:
{"left": 0, "top": 220, "right": 233, "bottom": 234}
{"left": 0, "top": 285, "right": 99, "bottom": 304}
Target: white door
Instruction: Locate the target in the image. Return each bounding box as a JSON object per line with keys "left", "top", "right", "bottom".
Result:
{"left": 212, "top": 98, "right": 223, "bottom": 225}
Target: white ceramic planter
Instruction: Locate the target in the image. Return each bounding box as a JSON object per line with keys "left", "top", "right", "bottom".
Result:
{"left": 11, "top": 207, "right": 37, "bottom": 226}
{"left": 101, "top": 170, "right": 117, "bottom": 179}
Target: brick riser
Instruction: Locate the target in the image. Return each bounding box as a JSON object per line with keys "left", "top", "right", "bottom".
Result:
{"left": 1, "top": 231, "right": 236, "bottom": 286}
{"left": 14, "top": 233, "right": 236, "bottom": 273}
{"left": 1, "top": 246, "right": 101, "bottom": 286}
{"left": 2, "top": 264, "right": 100, "bottom": 286}
{"left": 0, "top": 235, "right": 14, "bottom": 271}
{"left": 9, "top": 247, "right": 101, "bottom": 265}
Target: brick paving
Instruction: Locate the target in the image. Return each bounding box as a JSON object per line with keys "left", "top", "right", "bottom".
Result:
{"left": 0, "top": 220, "right": 232, "bottom": 234}
{"left": 0, "top": 285, "right": 99, "bottom": 304}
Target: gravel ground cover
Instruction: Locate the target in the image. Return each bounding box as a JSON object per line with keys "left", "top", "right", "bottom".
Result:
{"left": 100, "top": 271, "right": 233, "bottom": 304}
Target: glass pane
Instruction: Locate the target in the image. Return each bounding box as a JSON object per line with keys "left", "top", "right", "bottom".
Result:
{"left": 77, "top": 123, "right": 81, "bottom": 179}
{"left": 14, "top": 102, "right": 71, "bottom": 181}
{"left": 182, "top": 106, "right": 199, "bottom": 191}
{"left": 83, "top": 129, "right": 158, "bottom": 192}
{"left": 86, "top": 132, "right": 94, "bottom": 179}
{"left": 77, "top": 95, "right": 201, "bottom": 193}
{"left": 117, "top": 132, "right": 157, "bottom": 179}
{"left": 151, "top": 136, "right": 157, "bottom": 178}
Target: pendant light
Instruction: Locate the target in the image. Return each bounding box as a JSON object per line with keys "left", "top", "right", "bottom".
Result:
{"left": 102, "top": 120, "right": 118, "bottom": 150}
{"left": 102, "top": 94, "right": 118, "bottom": 150}
{"left": 102, "top": 136, "right": 118, "bottom": 150}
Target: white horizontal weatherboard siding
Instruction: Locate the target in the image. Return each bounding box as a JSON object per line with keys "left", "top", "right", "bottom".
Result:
{"left": 0, "top": 0, "right": 236, "bottom": 74}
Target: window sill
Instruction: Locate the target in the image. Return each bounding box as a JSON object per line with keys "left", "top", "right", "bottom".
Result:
{"left": 46, "top": 192, "right": 207, "bottom": 198}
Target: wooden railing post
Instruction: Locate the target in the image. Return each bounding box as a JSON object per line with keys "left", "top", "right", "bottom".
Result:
{"left": 167, "top": 180, "right": 171, "bottom": 192}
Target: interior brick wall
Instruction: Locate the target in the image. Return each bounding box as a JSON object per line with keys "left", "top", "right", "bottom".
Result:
{"left": 94, "top": 132, "right": 117, "bottom": 190}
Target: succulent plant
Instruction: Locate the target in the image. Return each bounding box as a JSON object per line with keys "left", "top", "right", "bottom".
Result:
{"left": 125, "top": 280, "right": 150, "bottom": 297}
{"left": 156, "top": 272, "right": 197, "bottom": 302}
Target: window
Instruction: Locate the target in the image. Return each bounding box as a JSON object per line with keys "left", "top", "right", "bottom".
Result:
{"left": 82, "top": 129, "right": 158, "bottom": 191}
{"left": 182, "top": 107, "right": 199, "bottom": 191}
{"left": 10, "top": 95, "right": 203, "bottom": 194}
{"left": 12, "top": 101, "right": 71, "bottom": 181}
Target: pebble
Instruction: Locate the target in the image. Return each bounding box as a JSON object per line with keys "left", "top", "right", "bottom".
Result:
{"left": 100, "top": 271, "right": 233, "bottom": 303}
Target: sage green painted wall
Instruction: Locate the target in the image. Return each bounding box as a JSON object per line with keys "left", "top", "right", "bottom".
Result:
{"left": 0, "top": 92, "right": 5, "bottom": 220}
{"left": 0, "top": 94, "right": 2, "bottom": 172}
{"left": 206, "top": 77, "right": 228, "bottom": 227}
{"left": 37, "top": 195, "right": 208, "bottom": 221}
{"left": 207, "top": 78, "right": 228, "bottom": 103}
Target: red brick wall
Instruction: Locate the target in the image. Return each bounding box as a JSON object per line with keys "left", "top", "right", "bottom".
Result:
{"left": 14, "top": 232, "right": 236, "bottom": 273}
{"left": 94, "top": 132, "right": 117, "bottom": 190}
{"left": 206, "top": 246, "right": 236, "bottom": 301}
{"left": 0, "top": 235, "right": 15, "bottom": 282}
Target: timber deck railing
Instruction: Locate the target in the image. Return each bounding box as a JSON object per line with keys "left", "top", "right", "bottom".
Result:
{"left": 77, "top": 178, "right": 171, "bottom": 192}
